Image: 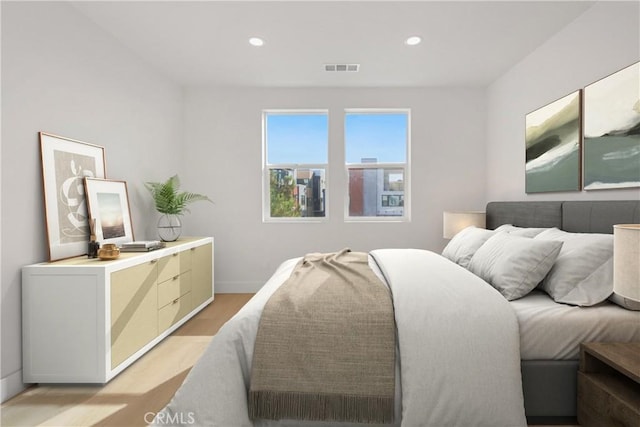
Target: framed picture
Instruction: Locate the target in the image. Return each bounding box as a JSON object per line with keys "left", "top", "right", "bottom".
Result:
{"left": 40, "top": 132, "right": 106, "bottom": 261}
{"left": 84, "top": 178, "right": 134, "bottom": 247}
{"left": 524, "top": 90, "right": 582, "bottom": 193}
{"left": 583, "top": 61, "right": 640, "bottom": 190}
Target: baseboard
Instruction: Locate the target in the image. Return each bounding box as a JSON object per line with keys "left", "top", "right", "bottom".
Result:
{"left": 215, "top": 281, "right": 262, "bottom": 293}
{"left": 1, "top": 369, "right": 26, "bottom": 403}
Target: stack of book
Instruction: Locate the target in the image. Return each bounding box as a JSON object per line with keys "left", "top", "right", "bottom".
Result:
{"left": 120, "top": 240, "right": 166, "bottom": 252}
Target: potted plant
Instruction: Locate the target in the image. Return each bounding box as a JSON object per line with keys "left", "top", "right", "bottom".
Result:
{"left": 145, "top": 175, "right": 212, "bottom": 241}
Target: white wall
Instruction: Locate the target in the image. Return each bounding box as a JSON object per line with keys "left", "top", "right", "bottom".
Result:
{"left": 1, "top": 2, "right": 183, "bottom": 401}
{"left": 182, "top": 87, "right": 487, "bottom": 292}
{"left": 486, "top": 1, "right": 640, "bottom": 202}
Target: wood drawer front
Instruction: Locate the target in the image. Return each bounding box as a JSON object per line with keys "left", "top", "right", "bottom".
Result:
{"left": 578, "top": 371, "right": 640, "bottom": 427}
{"left": 158, "top": 271, "right": 191, "bottom": 308}
{"left": 111, "top": 261, "right": 158, "bottom": 369}
{"left": 158, "top": 292, "right": 192, "bottom": 333}
{"left": 180, "top": 249, "right": 192, "bottom": 273}
{"left": 191, "top": 243, "right": 213, "bottom": 309}
{"left": 157, "top": 253, "right": 180, "bottom": 283}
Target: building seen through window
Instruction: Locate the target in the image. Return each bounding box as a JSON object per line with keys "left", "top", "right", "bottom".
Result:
{"left": 269, "top": 168, "right": 325, "bottom": 218}
{"left": 348, "top": 162, "right": 404, "bottom": 217}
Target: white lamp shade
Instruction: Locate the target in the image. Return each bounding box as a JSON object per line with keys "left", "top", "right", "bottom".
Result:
{"left": 443, "top": 211, "right": 486, "bottom": 239}
{"left": 613, "top": 224, "right": 640, "bottom": 310}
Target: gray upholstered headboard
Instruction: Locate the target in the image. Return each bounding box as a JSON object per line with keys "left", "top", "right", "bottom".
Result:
{"left": 486, "top": 200, "right": 640, "bottom": 234}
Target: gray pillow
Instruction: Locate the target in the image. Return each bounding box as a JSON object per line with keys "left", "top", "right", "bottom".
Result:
{"left": 534, "top": 228, "right": 614, "bottom": 306}
{"left": 494, "top": 224, "right": 550, "bottom": 238}
{"left": 468, "top": 232, "right": 563, "bottom": 301}
{"left": 442, "top": 226, "right": 495, "bottom": 269}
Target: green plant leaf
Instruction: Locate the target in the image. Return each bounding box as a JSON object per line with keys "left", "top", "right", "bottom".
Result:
{"left": 145, "top": 174, "right": 212, "bottom": 215}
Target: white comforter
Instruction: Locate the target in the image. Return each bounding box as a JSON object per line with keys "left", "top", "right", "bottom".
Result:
{"left": 154, "top": 249, "right": 526, "bottom": 427}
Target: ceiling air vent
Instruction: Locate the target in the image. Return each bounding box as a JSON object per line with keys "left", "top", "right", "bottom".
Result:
{"left": 325, "top": 64, "right": 360, "bottom": 72}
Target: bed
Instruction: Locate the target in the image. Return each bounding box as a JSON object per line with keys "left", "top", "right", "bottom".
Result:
{"left": 486, "top": 200, "right": 640, "bottom": 424}
{"left": 154, "top": 200, "right": 640, "bottom": 426}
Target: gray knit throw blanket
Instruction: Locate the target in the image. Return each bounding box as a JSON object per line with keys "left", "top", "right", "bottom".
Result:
{"left": 248, "top": 249, "right": 396, "bottom": 423}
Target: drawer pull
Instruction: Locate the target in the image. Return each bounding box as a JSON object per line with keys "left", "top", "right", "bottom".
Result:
{"left": 150, "top": 259, "right": 158, "bottom": 264}
{"left": 172, "top": 275, "right": 179, "bottom": 281}
{"left": 191, "top": 248, "right": 196, "bottom": 251}
{"left": 172, "top": 298, "right": 179, "bottom": 304}
{"left": 172, "top": 253, "right": 179, "bottom": 257}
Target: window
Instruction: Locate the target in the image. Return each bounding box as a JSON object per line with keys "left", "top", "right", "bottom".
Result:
{"left": 345, "top": 110, "right": 410, "bottom": 220}
{"left": 263, "top": 111, "right": 328, "bottom": 221}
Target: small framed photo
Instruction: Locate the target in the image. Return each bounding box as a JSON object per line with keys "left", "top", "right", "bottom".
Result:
{"left": 84, "top": 178, "right": 134, "bottom": 247}
{"left": 40, "top": 132, "right": 106, "bottom": 261}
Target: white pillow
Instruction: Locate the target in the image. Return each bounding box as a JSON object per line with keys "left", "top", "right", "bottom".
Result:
{"left": 468, "top": 232, "right": 563, "bottom": 301}
{"left": 442, "top": 226, "right": 495, "bottom": 269}
{"left": 495, "top": 224, "right": 550, "bottom": 238}
{"left": 534, "top": 228, "right": 614, "bottom": 306}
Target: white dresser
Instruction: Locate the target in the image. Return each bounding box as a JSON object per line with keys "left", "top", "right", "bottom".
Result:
{"left": 22, "top": 237, "right": 213, "bottom": 383}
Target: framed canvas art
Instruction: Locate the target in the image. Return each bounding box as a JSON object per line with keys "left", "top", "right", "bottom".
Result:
{"left": 583, "top": 61, "right": 640, "bottom": 190}
{"left": 525, "top": 90, "right": 582, "bottom": 193}
{"left": 40, "top": 132, "right": 106, "bottom": 261}
{"left": 84, "top": 178, "right": 134, "bottom": 247}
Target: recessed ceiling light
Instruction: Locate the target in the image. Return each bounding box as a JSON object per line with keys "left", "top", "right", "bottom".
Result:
{"left": 249, "top": 37, "right": 264, "bottom": 47}
{"left": 405, "top": 36, "right": 422, "bottom": 46}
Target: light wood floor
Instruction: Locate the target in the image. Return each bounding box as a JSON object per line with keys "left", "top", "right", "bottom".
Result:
{"left": 1, "top": 294, "right": 254, "bottom": 427}
{"left": 2, "top": 293, "right": 577, "bottom": 427}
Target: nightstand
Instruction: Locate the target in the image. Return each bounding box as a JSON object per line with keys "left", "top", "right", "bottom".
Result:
{"left": 577, "top": 342, "right": 640, "bottom": 427}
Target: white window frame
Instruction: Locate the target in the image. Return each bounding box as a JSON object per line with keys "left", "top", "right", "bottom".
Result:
{"left": 344, "top": 108, "right": 411, "bottom": 222}
{"left": 262, "top": 109, "right": 329, "bottom": 223}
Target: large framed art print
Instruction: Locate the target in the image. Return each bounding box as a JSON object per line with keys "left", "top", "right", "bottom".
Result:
{"left": 583, "top": 61, "right": 640, "bottom": 190}
{"left": 525, "top": 90, "right": 582, "bottom": 193}
{"left": 40, "top": 132, "right": 106, "bottom": 261}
